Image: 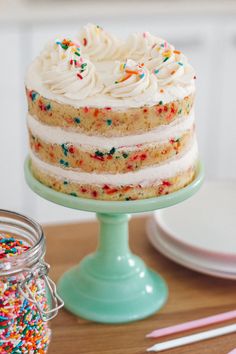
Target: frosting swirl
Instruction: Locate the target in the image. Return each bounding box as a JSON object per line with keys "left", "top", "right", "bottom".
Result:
{"left": 145, "top": 40, "right": 195, "bottom": 87}
{"left": 78, "top": 23, "right": 124, "bottom": 61}
{"left": 26, "top": 25, "right": 196, "bottom": 107}
{"left": 122, "top": 32, "right": 160, "bottom": 61}
{"left": 145, "top": 40, "right": 175, "bottom": 68}
{"left": 104, "top": 59, "right": 158, "bottom": 102}
{"left": 40, "top": 38, "right": 103, "bottom": 100}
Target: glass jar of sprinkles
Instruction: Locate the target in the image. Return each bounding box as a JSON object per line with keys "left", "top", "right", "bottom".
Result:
{"left": 0, "top": 210, "right": 63, "bottom": 354}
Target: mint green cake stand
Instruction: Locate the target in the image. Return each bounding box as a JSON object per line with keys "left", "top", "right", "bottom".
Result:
{"left": 24, "top": 158, "right": 204, "bottom": 323}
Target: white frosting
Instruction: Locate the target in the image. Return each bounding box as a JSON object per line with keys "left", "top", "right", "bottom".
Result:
{"left": 25, "top": 25, "right": 196, "bottom": 108}
{"left": 103, "top": 59, "right": 158, "bottom": 103}
{"left": 144, "top": 39, "right": 175, "bottom": 69}
{"left": 38, "top": 39, "right": 103, "bottom": 100}
{"left": 30, "top": 138, "right": 198, "bottom": 186}
{"left": 146, "top": 47, "right": 195, "bottom": 88}
{"left": 78, "top": 23, "right": 124, "bottom": 61}
{"left": 123, "top": 32, "right": 162, "bottom": 62}
{"left": 27, "top": 111, "right": 194, "bottom": 150}
{"left": 26, "top": 58, "right": 195, "bottom": 108}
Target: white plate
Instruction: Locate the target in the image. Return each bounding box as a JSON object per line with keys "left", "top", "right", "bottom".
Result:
{"left": 147, "top": 219, "right": 236, "bottom": 280}
{"left": 146, "top": 181, "right": 236, "bottom": 279}
{"left": 155, "top": 181, "right": 236, "bottom": 257}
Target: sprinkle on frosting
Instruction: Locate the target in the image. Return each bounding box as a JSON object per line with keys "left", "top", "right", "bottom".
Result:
{"left": 145, "top": 40, "right": 195, "bottom": 87}
{"left": 104, "top": 59, "right": 158, "bottom": 101}
{"left": 25, "top": 24, "right": 196, "bottom": 107}
{"left": 40, "top": 37, "right": 104, "bottom": 100}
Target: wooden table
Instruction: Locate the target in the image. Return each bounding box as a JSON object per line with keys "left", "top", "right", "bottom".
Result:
{"left": 45, "top": 216, "right": 236, "bottom": 354}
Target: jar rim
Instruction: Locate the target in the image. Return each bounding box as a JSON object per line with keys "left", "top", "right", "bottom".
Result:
{"left": 0, "top": 209, "right": 45, "bottom": 275}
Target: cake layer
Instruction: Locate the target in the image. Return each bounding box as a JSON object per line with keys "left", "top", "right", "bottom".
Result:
{"left": 26, "top": 88, "right": 194, "bottom": 137}
{"left": 31, "top": 161, "right": 196, "bottom": 201}
{"left": 30, "top": 139, "right": 197, "bottom": 185}
{"left": 27, "top": 111, "right": 194, "bottom": 148}
{"left": 29, "top": 131, "right": 193, "bottom": 174}
{"left": 28, "top": 112, "right": 195, "bottom": 173}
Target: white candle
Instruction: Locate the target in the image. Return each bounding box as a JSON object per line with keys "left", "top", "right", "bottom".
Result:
{"left": 147, "top": 323, "right": 236, "bottom": 352}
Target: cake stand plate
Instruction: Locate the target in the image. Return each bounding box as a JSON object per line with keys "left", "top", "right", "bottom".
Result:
{"left": 24, "top": 158, "right": 204, "bottom": 323}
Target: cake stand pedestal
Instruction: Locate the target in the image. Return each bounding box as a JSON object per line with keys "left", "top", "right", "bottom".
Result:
{"left": 24, "top": 158, "right": 204, "bottom": 323}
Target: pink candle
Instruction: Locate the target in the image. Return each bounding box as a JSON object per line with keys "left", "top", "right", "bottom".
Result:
{"left": 147, "top": 310, "right": 236, "bottom": 338}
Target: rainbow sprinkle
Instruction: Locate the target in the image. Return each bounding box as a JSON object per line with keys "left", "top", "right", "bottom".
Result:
{"left": 56, "top": 38, "right": 77, "bottom": 52}
{"left": 106, "top": 119, "right": 112, "bottom": 126}
{"left": 0, "top": 234, "right": 50, "bottom": 353}
{"left": 115, "top": 62, "right": 145, "bottom": 84}
{"left": 29, "top": 90, "right": 39, "bottom": 102}
{"left": 56, "top": 38, "right": 89, "bottom": 80}
{"left": 74, "top": 117, "right": 81, "bottom": 124}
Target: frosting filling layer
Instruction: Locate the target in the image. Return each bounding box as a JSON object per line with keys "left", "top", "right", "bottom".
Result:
{"left": 30, "top": 138, "right": 198, "bottom": 186}
{"left": 27, "top": 111, "right": 194, "bottom": 150}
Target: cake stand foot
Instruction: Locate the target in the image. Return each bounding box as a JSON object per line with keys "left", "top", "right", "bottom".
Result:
{"left": 58, "top": 213, "right": 168, "bottom": 323}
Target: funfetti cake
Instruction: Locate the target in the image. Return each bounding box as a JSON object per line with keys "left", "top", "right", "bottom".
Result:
{"left": 25, "top": 23, "right": 198, "bottom": 201}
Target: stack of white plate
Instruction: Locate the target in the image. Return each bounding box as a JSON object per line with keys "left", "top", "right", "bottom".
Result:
{"left": 146, "top": 181, "right": 236, "bottom": 279}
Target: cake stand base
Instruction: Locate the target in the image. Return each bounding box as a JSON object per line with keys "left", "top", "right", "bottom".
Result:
{"left": 58, "top": 213, "right": 167, "bottom": 323}
{"left": 25, "top": 158, "right": 204, "bottom": 323}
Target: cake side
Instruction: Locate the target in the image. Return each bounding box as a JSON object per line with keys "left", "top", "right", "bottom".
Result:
{"left": 26, "top": 24, "right": 198, "bottom": 201}
{"left": 31, "top": 163, "right": 195, "bottom": 201}
{"left": 26, "top": 88, "right": 194, "bottom": 136}
{"left": 27, "top": 111, "right": 195, "bottom": 173}
{"left": 29, "top": 139, "right": 198, "bottom": 201}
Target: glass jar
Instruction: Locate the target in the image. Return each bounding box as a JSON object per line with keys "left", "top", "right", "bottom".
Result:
{"left": 0, "top": 210, "right": 63, "bottom": 353}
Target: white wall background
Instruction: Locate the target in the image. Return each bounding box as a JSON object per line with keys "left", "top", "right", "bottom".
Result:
{"left": 0, "top": 1, "right": 235, "bottom": 224}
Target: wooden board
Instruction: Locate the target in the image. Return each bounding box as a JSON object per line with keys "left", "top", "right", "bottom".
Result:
{"left": 44, "top": 216, "right": 236, "bottom": 354}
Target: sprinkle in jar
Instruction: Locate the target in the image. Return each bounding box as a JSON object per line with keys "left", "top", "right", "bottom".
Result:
{"left": 0, "top": 210, "right": 63, "bottom": 353}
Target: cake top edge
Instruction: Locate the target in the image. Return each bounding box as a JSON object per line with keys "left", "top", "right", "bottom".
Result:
{"left": 25, "top": 23, "right": 196, "bottom": 108}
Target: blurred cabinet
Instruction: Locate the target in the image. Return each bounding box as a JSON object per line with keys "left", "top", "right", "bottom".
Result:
{"left": 0, "top": 14, "right": 235, "bottom": 223}
{"left": 218, "top": 24, "right": 236, "bottom": 178}
{"left": 0, "top": 28, "right": 25, "bottom": 211}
